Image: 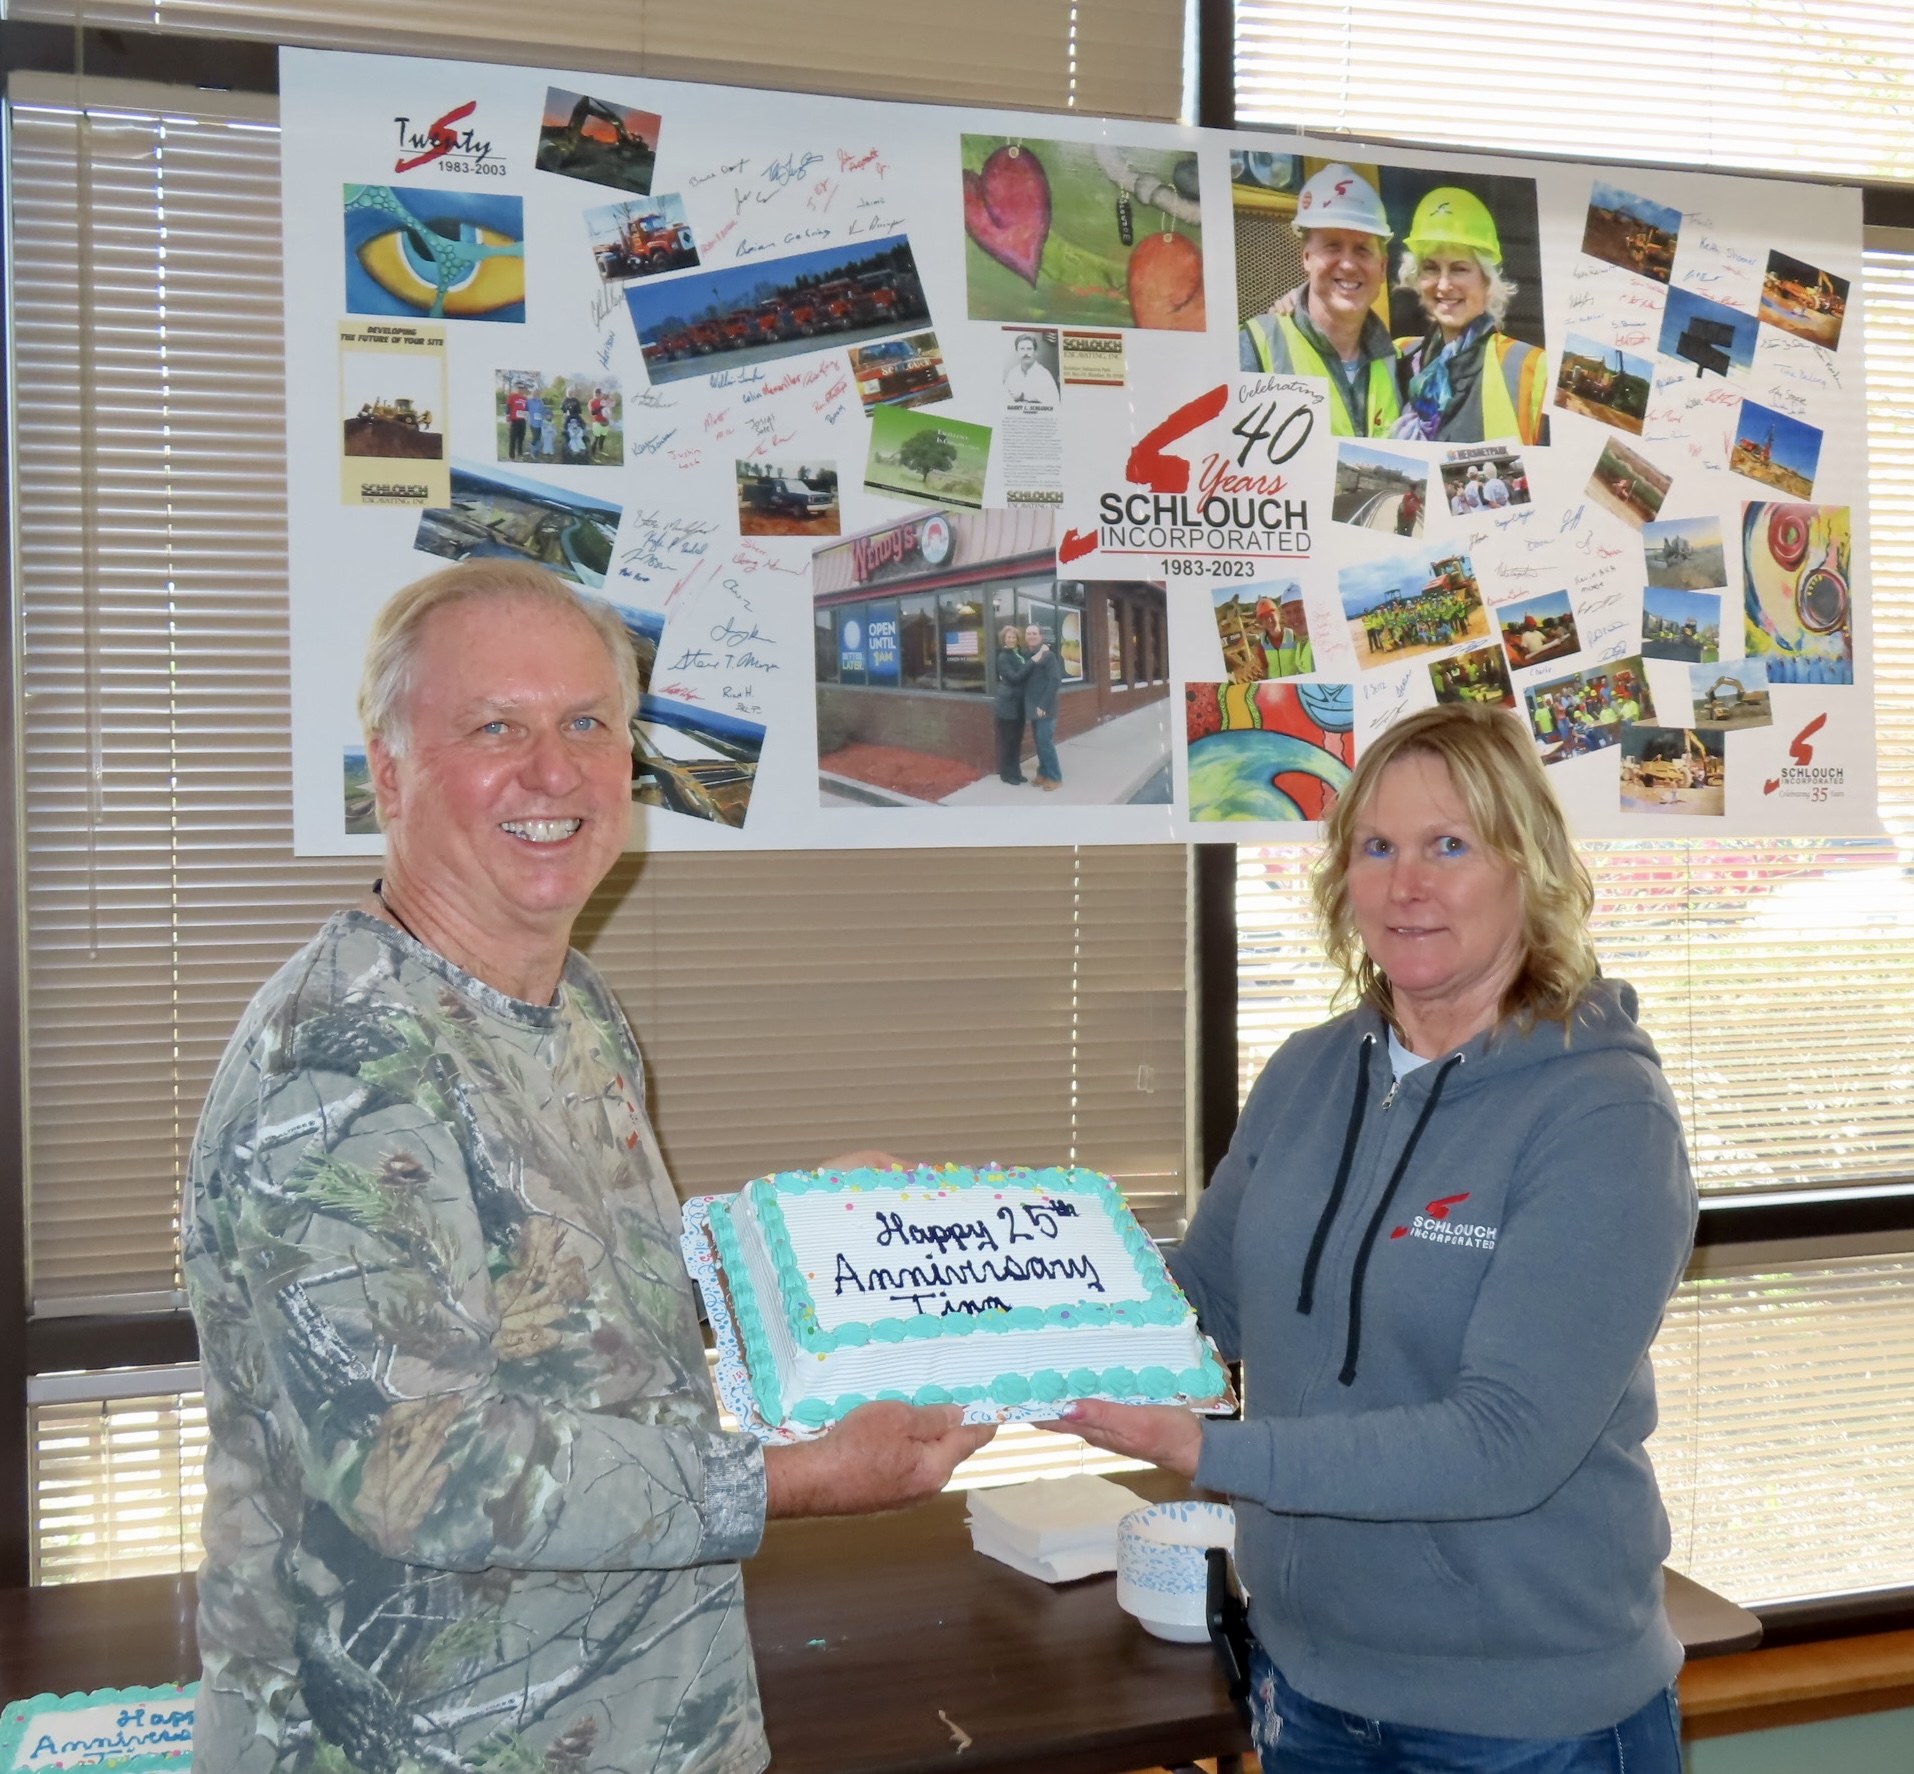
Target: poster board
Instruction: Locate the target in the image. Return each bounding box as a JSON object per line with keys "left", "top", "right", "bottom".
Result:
{"left": 281, "top": 50, "right": 1875, "bottom": 852}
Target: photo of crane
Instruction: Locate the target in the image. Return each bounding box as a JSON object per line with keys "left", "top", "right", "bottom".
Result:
{"left": 1554, "top": 333, "right": 1653, "bottom": 433}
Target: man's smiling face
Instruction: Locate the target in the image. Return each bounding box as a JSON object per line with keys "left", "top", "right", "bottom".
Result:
{"left": 371, "top": 593, "right": 633, "bottom": 949}
{"left": 1301, "top": 227, "right": 1387, "bottom": 330}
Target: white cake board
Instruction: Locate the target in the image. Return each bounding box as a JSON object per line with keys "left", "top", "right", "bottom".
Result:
{"left": 679, "top": 1194, "right": 1233, "bottom": 1445}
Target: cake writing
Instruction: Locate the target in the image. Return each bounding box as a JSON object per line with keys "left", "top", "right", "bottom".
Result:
{"left": 870, "top": 1197, "right": 1078, "bottom": 1257}
{"left": 831, "top": 1248, "right": 1106, "bottom": 1312}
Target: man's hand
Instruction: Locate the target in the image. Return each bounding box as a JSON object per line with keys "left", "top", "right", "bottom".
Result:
{"left": 1039, "top": 1399, "right": 1204, "bottom": 1477}
{"left": 764, "top": 1402, "right": 996, "bottom": 1518}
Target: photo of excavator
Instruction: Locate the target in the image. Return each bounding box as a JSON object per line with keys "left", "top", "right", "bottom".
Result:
{"left": 535, "top": 86, "right": 661, "bottom": 195}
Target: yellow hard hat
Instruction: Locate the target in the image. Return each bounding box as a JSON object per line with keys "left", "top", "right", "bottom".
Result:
{"left": 1405, "top": 187, "right": 1502, "bottom": 262}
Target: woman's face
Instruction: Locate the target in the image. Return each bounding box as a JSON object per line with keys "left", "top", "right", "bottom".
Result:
{"left": 1000, "top": 625, "right": 1021, "bottom": 648}
{"left": 1417, "top": 249, "right": 1490, "bottom": 339}
{"left": 1345, "top": 751, "right": 1525, "bottom": 1021}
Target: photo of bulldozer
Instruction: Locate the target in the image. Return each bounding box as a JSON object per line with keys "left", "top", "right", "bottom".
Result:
{"left": 344, "top": 396, "right": 443, "bottom": 460}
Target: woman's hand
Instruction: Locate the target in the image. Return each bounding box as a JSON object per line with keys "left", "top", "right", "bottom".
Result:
{"left": 1040, "top": 1399, "right": 1205, "bottom": 1477}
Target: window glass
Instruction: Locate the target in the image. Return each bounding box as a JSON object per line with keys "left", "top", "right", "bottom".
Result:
{"left": 899, "top": 593, "right": 939, "bottom": 688}
{"left": 1059, "top": 608, "right": 1085, "bottom": 682}
{"left": 939, "top": 592, "right": 987, "bottom": 691}
{"left": 814, "top": 607, "right": 838, "bottom": 683}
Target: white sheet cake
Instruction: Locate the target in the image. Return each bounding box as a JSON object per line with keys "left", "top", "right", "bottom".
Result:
{"left": 704, "top": 1163, "right": 1227, "bottom": 1431}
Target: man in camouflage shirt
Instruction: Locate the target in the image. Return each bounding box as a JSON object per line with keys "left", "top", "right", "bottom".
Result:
{"left": 186, "top": 563, "right": 990, "bottom": 1774}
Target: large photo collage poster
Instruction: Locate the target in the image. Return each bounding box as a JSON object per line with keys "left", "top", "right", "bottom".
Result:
{"left": 282, "top": 50, "right": 1875, "bottom": 853}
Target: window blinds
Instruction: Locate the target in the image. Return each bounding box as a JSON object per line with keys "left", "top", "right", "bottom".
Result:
{"left": 23, "top": 1364, "right": 1144, "bottom": 1584}
{"left": 6, "top": 77, "right": 1191, "bottom": 1320}
{"left": 9, "top": 1, "right": 1188, "bottom": 121}
{"left": 28, "top": 1386, "right": 208, "bottom": 1586}
{"left": 1235, "top": 0, "right": 1914, "bottom": 185}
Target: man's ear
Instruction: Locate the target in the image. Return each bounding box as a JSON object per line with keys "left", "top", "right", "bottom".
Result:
{"left": 368, "top": 736, "right": 404, "bottom": 830}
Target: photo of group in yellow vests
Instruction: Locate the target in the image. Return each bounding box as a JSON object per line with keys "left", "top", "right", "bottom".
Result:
{"left": 1230, "top": 152, "right": 1549, "bottom": 447}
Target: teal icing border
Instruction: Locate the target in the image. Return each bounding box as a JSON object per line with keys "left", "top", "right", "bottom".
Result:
{"left": 706, "top": 1194, "right": 786, "bottom": 1427}
{"left": 726, "top": 1164, "right": 1218, "bottom": 1429}
{"left": 0, "top": 1683, "right": 196, "bottom": 1774}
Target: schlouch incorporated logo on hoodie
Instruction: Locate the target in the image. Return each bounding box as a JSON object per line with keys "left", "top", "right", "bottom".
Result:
{"left": 1391, "top": 1191, "right": 1498, "bottom": 1250}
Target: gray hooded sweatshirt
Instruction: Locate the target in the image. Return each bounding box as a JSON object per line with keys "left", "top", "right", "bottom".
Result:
{"left": 1169, "top": 980, "right": 1696, "bottom": 1738}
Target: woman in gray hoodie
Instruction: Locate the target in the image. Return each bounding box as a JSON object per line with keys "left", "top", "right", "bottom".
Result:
{"left": 1062, "top": 702, "right": 1696, "bottom": 1772}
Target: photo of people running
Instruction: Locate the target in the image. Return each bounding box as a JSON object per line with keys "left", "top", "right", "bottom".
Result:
{"left": 496, "top": 371, "right": 622, "bottom": 466}
{"left": 1524, "top": 660, "right": 1656, "bottom": 764}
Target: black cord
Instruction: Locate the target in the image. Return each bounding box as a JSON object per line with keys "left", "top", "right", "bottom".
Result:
{"left": 371, "top": 877, "right": 423, "bottom": 945}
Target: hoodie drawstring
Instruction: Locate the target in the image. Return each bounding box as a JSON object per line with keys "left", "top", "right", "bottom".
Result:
{"left": 1295, "top": 1034, "right": 1375, "bottom": 1316}
{"left": 1338, "top": 1053, "right": 1463, "bottom": 1386}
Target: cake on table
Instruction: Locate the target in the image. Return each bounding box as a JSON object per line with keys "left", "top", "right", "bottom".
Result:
{"left": 700, "top": 1163, "right": 1228, "bottom": 1433}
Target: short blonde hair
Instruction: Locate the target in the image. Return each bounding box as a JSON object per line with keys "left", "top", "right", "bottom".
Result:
{"left": 358, "top": 562, "right": 640, "bottom": 754}
{"left": 1396, "top": 246, "right": 1517, "bottom": 329}
{"left": 1313, "top": 703, "right": 1597, "bottom": 1031}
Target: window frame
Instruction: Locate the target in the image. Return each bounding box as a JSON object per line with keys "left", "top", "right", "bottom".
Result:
{"left": 1193, "top": 0, "right": 1914, "bottom": 1642}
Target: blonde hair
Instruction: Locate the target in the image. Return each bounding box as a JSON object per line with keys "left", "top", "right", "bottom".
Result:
{"left": 358, "top": 562, "right": 640, "bottom": 755}
{"left": 1313, "top": 703, "right": 1597, "bottom": 1031}
{"left": 1395, "top": 247, "right": 1517, "bottom": 329}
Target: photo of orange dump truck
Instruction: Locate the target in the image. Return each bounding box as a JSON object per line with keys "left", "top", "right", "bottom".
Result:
{"left": 585, "top": 196, "right": 700, "bottom": 283}
{"left": 627, "top": 237, "right": 930, "bottom": 385}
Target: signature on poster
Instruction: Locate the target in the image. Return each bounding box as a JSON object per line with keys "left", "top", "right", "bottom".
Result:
{"left": 616, "top": 508, "right": 720, "bottom": 594}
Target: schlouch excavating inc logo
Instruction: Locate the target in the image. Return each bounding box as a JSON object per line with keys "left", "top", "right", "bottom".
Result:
{"left": 1391, "top": 1192, "right": 1497, "bottom": 1251}
{"left": 1763, "top": 712, "right": 1841, "bottom": 798}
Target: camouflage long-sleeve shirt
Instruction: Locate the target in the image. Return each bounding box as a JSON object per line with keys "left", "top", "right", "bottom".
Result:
{"left": 185, "top": 912, "right": 768, "bottom": 1774}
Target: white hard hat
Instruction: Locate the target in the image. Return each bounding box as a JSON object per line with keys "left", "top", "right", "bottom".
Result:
{"left": 1293, "top": 163, "right": 1391, "bottom": 238}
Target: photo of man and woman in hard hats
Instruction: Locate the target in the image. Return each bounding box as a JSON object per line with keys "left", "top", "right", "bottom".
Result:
{"left": 1230, "top": 154, "right": 1548, "bottom": 447}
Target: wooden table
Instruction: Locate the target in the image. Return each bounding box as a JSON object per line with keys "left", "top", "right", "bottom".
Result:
{"left": 746, "top": 1469, "right": 1250, "bottom": 1774}
{"left": 0, "top": 1468, "right": 1760, "bottom": 1774}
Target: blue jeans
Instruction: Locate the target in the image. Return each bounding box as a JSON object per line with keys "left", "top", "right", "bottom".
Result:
{"left": 1248, "top": 1648, "right": 1681, "bottom": 1772}
{"left": 1031, "top": 715, "right": 1060, "bottom": 782}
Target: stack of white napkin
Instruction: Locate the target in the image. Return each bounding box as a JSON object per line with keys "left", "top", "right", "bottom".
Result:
{"left": 966, "top": 1474, "right": 1149, "bottom": 1582}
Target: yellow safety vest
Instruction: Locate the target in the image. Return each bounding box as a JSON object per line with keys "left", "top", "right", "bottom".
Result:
{"left": 1480, "top": 335, "right": 1548, "bottom": 446}
{"left": 1398, "top": 331, "right": 1549, "bottom": 446}
{"left": 1245, "top": 313, "right": 1402, "bottom": 439}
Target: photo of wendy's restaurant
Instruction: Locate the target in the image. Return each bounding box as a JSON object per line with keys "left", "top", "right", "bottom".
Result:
{"left": 812, "top": 508, "right": 1171, "bottom": 807}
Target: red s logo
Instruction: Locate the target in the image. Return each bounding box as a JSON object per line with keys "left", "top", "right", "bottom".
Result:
{"left": 1333, "top": 178, "right": 1352, "bottom": 198}
{"left": 1763, "top": 713, "right": 1828, "bottom": 795}
{"left": 1392, "top": 1192, "right": 1470, "bottom": 1239}
{"left": 1124, "top": 384, "right": 1229, "bottom": 494}
{"left": 395, "top": 101, "right": 477, "bottom": 174}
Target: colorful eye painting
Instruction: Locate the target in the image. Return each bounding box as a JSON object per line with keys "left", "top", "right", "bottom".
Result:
{"left": 344, "top": 185, "right": 526, "bottom": 323}
{"left": 1184, "top": 680, "right": 1355, "bottom": 822}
